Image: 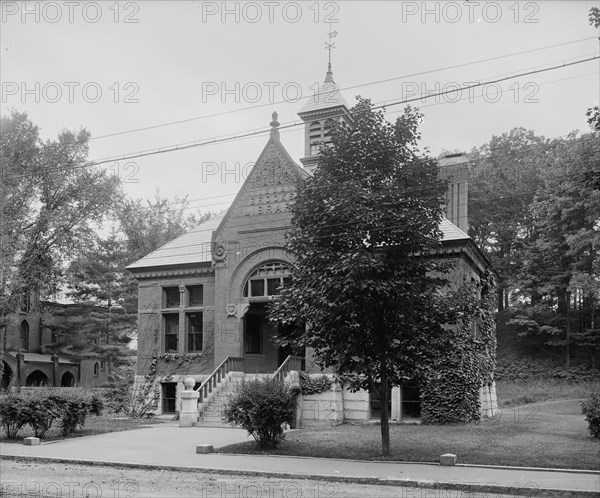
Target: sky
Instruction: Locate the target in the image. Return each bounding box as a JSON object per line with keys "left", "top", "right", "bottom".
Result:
{"left": 1, "top": 0, "right": 599, "bottom": 217}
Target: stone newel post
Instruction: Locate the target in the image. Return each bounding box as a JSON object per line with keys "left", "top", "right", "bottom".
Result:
{"left": 179, "top": 377, "right": 199, "bottom": 427}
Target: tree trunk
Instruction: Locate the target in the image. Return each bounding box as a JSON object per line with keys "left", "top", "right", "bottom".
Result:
{"left": 378, "top": 315, "right": 390, "bottom": 456}
{"left": 565, "top": 293, "right": 571, "bottom": 368}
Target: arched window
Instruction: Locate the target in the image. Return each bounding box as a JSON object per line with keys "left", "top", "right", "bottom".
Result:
{"left": 243, "top": 262, "right": 292, "bottom": 298}
{"left": 93, "top": 362, "right": 99, "bottom": 377}
{"left": 19, "top": 321, "right": 29, "bottom": 351}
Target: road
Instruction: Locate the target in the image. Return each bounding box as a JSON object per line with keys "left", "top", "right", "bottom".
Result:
{"left": 0, "top": 459, "right": 521, "bottom": 498}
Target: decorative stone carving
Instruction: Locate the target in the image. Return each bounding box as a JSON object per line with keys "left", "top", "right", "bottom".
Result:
{"left": 212, "top": 241, "right": 227, "bottom": 266}
{"left": 249, "top": 146, "right": 299, "bottom": 187}
{"left": 226, "top": 304, "right": 237, "bottom": 317}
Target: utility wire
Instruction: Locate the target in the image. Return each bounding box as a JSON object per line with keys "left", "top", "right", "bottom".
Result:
{"left": 88, "top": 36, "right": 598, "bottom": 141}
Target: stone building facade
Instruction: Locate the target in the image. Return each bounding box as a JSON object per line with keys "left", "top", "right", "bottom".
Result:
{"left": 127, "top": 65, "right": 497, "bottom": 420}
{"left": 1, "top": 301, "right": 110, "bottom": 389}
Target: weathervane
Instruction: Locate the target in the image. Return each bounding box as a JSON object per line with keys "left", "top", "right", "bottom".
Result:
{"left": 325, "top": 24, "right": 338, "bottom": 69}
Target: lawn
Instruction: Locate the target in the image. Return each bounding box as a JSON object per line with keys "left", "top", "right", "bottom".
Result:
{"left": 0, "top": 414, "right": 164, "bottom": 444}
{"left": 495, "top": 378, "right": 600, "bottom": 407}
{"left": 219, "top": 399, "right": 600, "bottom": 470}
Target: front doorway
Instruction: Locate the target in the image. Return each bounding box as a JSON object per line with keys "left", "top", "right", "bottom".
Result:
{"left": 370, "top": 383, "right": 391, "bottom": 420}
{"left": 243, "top": 303, "right": 304, "bottom": 373}
{"left": 401, "top": 383, "right": 421, "bottom": 420}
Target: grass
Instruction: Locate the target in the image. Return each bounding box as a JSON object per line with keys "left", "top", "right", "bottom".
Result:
{"left": 219, "top": 382, "right": 600, "bottom": 470}
{"left": 0, "top": 413, "right": 164, "bottom": 444}
{"left": 495, "top": 378, "right": 600, "bottom": 407}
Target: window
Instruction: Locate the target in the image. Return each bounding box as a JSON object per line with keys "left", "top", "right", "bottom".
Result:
{"left": 472, "top": 320, "right": 482, "bottom": 340}
{"left": 100, "top": 361, "right": 106, "bottom": 371}
{"left": 187, "top": 313, "right": 203, "bottom": 352}
{"left": 164, "top": 287, "right": 180, "bottom": 308}
{"left": 243, "top": 262, "right": 291, "bottom": 298}
{"left": 245, "top": 314, "right": 263, "bottom": 354}
{"left": 20, "top": 293, "right": 31, "bottom": 313}
{"left": 187, "top": 285, "right": 203, "bottom": 307}
{"left": 164, "top": 314, "right": 179, "bottom": 352}
{"left": 93, "top": 362, "right": 99, "bottom": 377}
{"left": 19, "top": 321, "right": 29, "bottom": 351}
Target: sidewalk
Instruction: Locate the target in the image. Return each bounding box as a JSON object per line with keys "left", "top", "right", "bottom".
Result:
{"left": 1, "top": 423, "right": 598, "bottom": 497}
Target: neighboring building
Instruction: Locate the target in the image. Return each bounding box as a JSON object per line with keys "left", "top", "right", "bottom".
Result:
{"left": 127, "top": 64, "right": 497, "bottom": 421}
{"left": 1, "top": 299, "right": 110, "bottom": 389}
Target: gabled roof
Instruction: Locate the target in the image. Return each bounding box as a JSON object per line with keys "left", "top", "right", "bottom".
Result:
{"left": 439, "top": 217, "right": 470, "bottom": 241}
{"left": 126, "top": 211, "right": 226, "bottom": 271}
{"left": 299, "top": 65, "right": 349, "bottom": 115}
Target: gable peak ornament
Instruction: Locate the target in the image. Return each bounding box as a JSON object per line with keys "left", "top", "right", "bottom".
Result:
{"left": 270, "top": 111, "right": 280, "bottom": 141}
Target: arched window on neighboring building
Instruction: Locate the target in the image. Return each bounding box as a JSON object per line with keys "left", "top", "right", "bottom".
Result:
{"left": 93, "top": 362, "right": 99, "bottom": 377}
{"left": 26, "top": 370, "right": 48, "bottom": 386}
{"left": 242, "top": 262, "right": 292, "bottom": 299}
{"left": 19, "top": 320, "right": 29, "bottom": 351}
{"left": 61, "top": 371, "right": 75, "bottom": 387}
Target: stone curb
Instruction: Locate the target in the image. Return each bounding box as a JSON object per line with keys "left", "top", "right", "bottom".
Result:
{"left": 217, "top": 451, "right": 600, "bottom": 475}
{"left": 1, "top": 455, "right": 597, "bottom": 498}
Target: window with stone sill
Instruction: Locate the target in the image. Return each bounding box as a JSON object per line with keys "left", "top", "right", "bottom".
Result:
{"left": 186, "top": 312, "right": 203, "bottom": 353}
{"left": 163, "top": 313, "right": 179, "bottom": 353}
{"left": 163, "top": 287, "right": 180, "bottom": 308}
{"left": 187, "top": 285, "right": 203, "bottom": 307}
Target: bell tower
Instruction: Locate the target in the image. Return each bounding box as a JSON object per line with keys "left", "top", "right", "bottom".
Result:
{"left": 298, "top": 30, "right": 352, "bottom": 174}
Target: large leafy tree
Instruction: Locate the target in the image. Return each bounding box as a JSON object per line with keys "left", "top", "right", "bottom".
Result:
{"left": 270, "top": 99, "right": 450, "bottom": 455}
{"left": 0, "top": 111, "right": 122, "bottom": 379}
{"left": 514, "top": 131, "right": 600, "bottom": 367}
{"left": 468, "top": 128, "right": 548, "bottom": 310}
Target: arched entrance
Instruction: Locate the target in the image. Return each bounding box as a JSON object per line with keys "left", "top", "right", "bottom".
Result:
{"left": 1, "top": 362, "right": 13, "bottom": 390}
{"left": 26, "top": 370, "right": 48, "bottom": 386}
{"left": 61, "top": 371, "right": 75, "bottom": 387}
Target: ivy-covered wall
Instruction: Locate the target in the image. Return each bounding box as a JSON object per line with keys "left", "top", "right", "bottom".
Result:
{"left": 421, "top": 269, "right": 497, "bottom": 424}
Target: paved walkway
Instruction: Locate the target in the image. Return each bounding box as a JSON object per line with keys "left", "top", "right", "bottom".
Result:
{"left": 1, "top": 423, "right": 599, "bottom": 497}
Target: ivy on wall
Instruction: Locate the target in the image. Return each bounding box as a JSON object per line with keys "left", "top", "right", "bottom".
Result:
{"left": 420, "top": 270, "right": 497, "bottom": 424}
{"left": 298, "top": 372, "right": 333, "bottom": 395}
{"left": 130, "top": 315, "right": 215, "bottom": 416}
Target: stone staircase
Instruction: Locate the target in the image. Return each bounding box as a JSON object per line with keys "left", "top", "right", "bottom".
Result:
{"left": 194, "top": 372, "right": 272, "bottom": 428}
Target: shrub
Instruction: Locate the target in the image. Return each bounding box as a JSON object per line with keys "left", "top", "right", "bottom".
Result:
{"left": 222, "top": 378, "right": 296, "bottom": 449}
{"left": 581, "top": 392, "right": 600, "bottom": 438}
{"left": 0, "top": 389, "right": 27, "bottom": 439}
{"left": 299, "top": 372, "right": 332, "bottom": 395}
{"left": 58, "top": 389, "right": 104, "bottom": 436}
{"left": 0, "top": 387, "right": 104, "bottom": 439}
{"left": 21, "top": 390, "right": 62, "bottom": 439}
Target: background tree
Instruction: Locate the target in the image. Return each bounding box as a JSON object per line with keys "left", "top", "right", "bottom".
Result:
{"left": 468, "top": 128, "right": 547, "bottom": 310}
{"left": 1, "top": 111, "right": 122, "bottom": 382}
{"left": 64, "top": 230, "right": 137, "bottom": 373}
{"left": 512, "top": 131, "right": 600, "bottom": 367}
{"left": 270, "top": 100, "right": 451, "bottom": 455}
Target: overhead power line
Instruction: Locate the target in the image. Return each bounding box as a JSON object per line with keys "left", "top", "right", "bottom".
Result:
{"left": 89, "top": 36, "right": 598, "bottom": 141}
{"left": 3, "top": 54, "right": 598, "bottom": 182}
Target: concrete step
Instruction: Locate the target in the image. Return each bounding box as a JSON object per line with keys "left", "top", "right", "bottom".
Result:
{"left": 193, "top": 421, "right": 237, "bottom": 428}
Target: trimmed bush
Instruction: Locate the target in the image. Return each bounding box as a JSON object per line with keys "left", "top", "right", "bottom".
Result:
{"left": 0, "top": 387, "right": 103, "bottom": 439}
{"left": 581, "top": 392, "right": 600, "bottom": 438}
{"left": 222, "top": 378, "right": 295, "bottom": 449}
{"left": 0, "top": 388, "right": 27, "bottom": 439}
{"left": 58, "top": 389, "right": 104, "bottom": 436}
